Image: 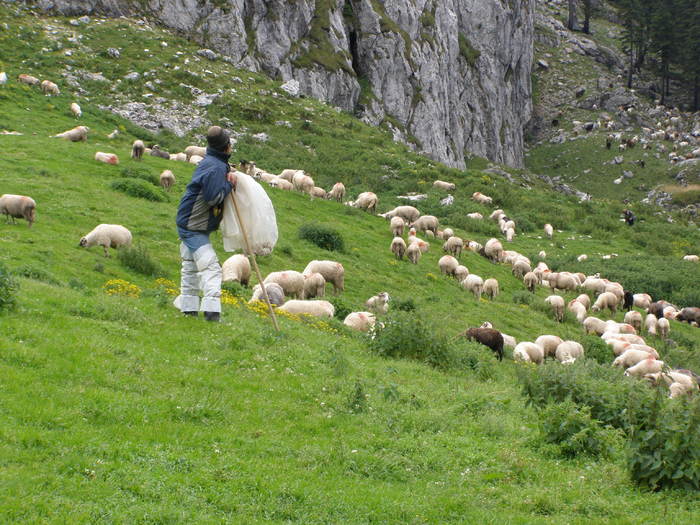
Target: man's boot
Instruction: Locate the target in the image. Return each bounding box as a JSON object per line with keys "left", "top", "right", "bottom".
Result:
{"left": 204, "top": 311, "right": 220, "bottom": 322}
{"left": 183, "top": 311, "right": 198, "bottom": 317}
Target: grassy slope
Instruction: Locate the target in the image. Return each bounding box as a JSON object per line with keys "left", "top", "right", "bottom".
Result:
{"left": 1, "top": 7, "right": 700, "bottom": 524}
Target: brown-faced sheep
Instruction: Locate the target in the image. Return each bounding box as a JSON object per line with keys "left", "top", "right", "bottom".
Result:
{"left": 460, "top": 328, "right": 504, "bottom": 361}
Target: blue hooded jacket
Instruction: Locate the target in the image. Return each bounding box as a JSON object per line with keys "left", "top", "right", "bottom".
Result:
{"left": 176, "top": 148, "right": 233, "bottom": 233}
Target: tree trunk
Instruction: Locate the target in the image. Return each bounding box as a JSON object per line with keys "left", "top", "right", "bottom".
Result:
{"left": 567, "top": 0, "right": 579, "bottom": 31}
{"left": 627, "top": 47, "right": 635, "bottom": 89}
{"left": 694, "top": 76, "right": 699, "bottom": 112}
{"left": 583, "top": 0, "right": 592, "bottom": 34}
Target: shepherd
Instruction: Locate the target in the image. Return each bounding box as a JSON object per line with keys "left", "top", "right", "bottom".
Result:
{"left": 175, "top": 126, "right": 237, "bottom": 322}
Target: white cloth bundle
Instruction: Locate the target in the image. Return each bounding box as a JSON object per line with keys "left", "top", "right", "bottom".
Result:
{"left": 221, "top": 172, "right": 278, "bottom": 255}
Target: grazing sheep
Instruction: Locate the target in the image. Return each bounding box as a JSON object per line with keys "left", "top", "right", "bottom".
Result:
{"left": 278, "top": 300, "right": 335, "bottom": 318}
{"left": 269, "top": 177, "right": 294, "bottom": 190}
{"left": 53, "top": 125, "right": 89, "bottom": 142}
{"left": 390, "top": 216, "right": 405, "bottom": 237}
{"left": 454, "top": 265, "right": 469, "bottom": 282}
{"left": 536, "top": 335, "right": 563, "bottom": 359}
{"left": 633, "top": 293, "right": 652, "bottom": 310}
{"left": 575, "top": 294, "right": 591, "bottom": 310}
{"left": 556, "top": 341, "right": 585, "bottom": 364}
{"left": 189, "top": 154, "right": 204, "bottom": 165}
{"left": 292, "top": 172, "right": 315, "bottom": 194}
{"left": 644, "top": 313, "right": 658, "bottom": 335}
{"left": 328, "top": 182, "right": 346, "bottom": 202}
{"left": 460, "top": 327, "right": 504, "bottom": 361}
{"left": 512, "top": 259, "right": 531, "bottom": 279}
{"left": 657, "top": 317, "right": 670, "bottom": 338}
{"left": 40, "top": 80, "right": 60, "bottom": 95}
{"left": 471, "top": 191, "right": 493, "bottom": 205}
{"left": 577, "top": 254, "right": 588, "bottom": 262}
{"left": 131, "top": 140, "right": 145, "bottom": 160}
{"left": 0, "top": 71, "right": 6, "bottom": 84}
{"left": 95, "top": 151, "right": 119, "bottom": 165}
{"left": 583, "top": 316, "right": 607, "bottom": 335}
{"left": 410, "top": 215, "right": 439, "bottom": 235}
{"left": 607, "top": 338, "right": 633, "bottom": 356}
{"left": 546, "top": 272, "right": 578, "bottom": 292}
{"left": 545, "top": 295, "right": 565, "bottom": 322}
{"left": 407, "top": 242, "right": 422, "bottom": 264}
{"left": 467, "top": 212, "right": 483, "bottom": 220}
{"left": 0, "top": 194, "right": 36, "bottom": 227}
{"left": 160, "top": 170, "right": 175, "bottom": 191}
{"left": 544, "top": 223, "right": 553, "bottom": 238}
{"left": 264, "top": 271, "right": 305, "bottom": 299}
{"left": 222, "top": 254, "right": 251, "bottom": 286}
{"left": 505, "top": 228, "right": 515, "bottom": 242}
{"left": 483, "top": 278, "right": 499, "bottom": 300}
{"left": 425, "top": 230, "right": 435, "bottom": 239}
{"left": 249, "top": 283, "right": 285, "bottom": 306}
{"left": 624, "top": 311, "right": 643, "bottom": 332}
{"left": 489, "top": 209, "right": 505, "bottom": 221}
{"left": 565, "top": 300, "right": 586, "bottom": 323}
{"left": 79, "top": 224, "right": 132, "bottom": 257}
{"left": 391, "top": 237, "right": 407, "bottom": 260}
{"left": 602, "top": 332, "right": 646, "bottom": 345}
{"left": 439, "top": 255, "right": 459, "bottom": 277}
{"left": 592, "top": 292, "right": 619, "bottom": 315}
{"left": 613, "top": 349, "right": 656, "bottom": 368}
{"left": 279, "top": 169, "right": 302, "bottom": 181}
{"left": 514, "top": 342, "right": 544, "bottom": 364}
{"left": 107, "top": 129, "right": 119, "bottom": 139}
{"left": 310, "top": 186, "right": 327, "bottom": 199}
{"left": 351, "top": 192, "right": 378, "bottom": 213}
{"left": 461, "top": 274, "right": 484, "bottom": 300}
{"left": 170, "top": 152, "right": 188, "bottom": 162}
{"left": 184, "top": 145, "right": 207, "bottom": 159}
{"left": 433, "top": 180, "right": 456, "bottom": 191}
{"left": 663, "top": 305, "right": 678, "bottom": 319}
{"left": 366, "top": 292, "right": 390, "bottom": 315}
{"left": 302, "top": 272, "right": 326, "bottom": 299}
{"left": 344, "top": 312, "right": 376, "bottom": 332}
{"left": 303, "top": 260, "right": 344, "bottom": 294}
{"left": 70, "top": 102, "right": 82, "bottom": 118}
{"left": 150, "top": 145, "right": 170, "bottom": 159}
{"left": 538, "top": 250, "right": 547, "bottom": 259}
{"left": 415, "top": 240, "right": 430, "bottom": 254}
{"left": 669, "top": 382, "right": 695, "bottom": 398}
{"left": 524, "top": 272, "right": 538, "bottom": 293}
{"left": 468, "top": 240, "right": 482, "bottom": 253}
{"left": 645, "top": 371, "right": 698, "bottom": 391}
{"left": 18, "top": 73, "right": 39, "bottom": 85}
{"left": 683, "top": 255, "right": 699, "bottom": 263}
{"left": 624, "top": 356, "right": 664, "bottom": 377}
{"left": 380, "top": 205, "right": 420, "bottom": 223}
{"left": 443, "top": 236, "right": 463, "bottom": 258}
{"left": 442, "top": 228, "right": 454, "bottom": 239}
{"left": 483, "top": 238, "right": 504, "bottom": 263}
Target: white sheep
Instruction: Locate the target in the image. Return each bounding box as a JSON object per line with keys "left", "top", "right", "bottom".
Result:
{"left": 441, "top": 228, "right": 454, "bottom": 239}
{"left": 583, "top": 316, "right": 607, "bottom": 336}
{"left": 264, "top": 271, "right": 305, "bottom": 299}
{"left": 567, "top": 300, "right": 587, "bottom": 323}
{"left": 454, "top": 265, "right": 469, "bottom": 282}
{"left": 390, "top": 216, "right": 405, "bottom": 237}
{"left": 407, "top": 242, "right": 422, "bottom": 264}
{"left": 410, "top": 215, "right": 439, "bottom": 235}
{"left": 328, "top": 182, "right": 346, "bottom": 202}
{"left": 18, "top": 73, "right": 40, "bottom": 85}
{"left": 512, "top": 259, "right": 531, "bottom": 279}
{"left": 433, "top": 180, "right": 455, "bottom": 191}
{"left": 544, "top": 223, "right": 553, "bottom": 239}
{"left": 438, "top": 255, "right": 459, "bottom": 277}
{"left": 592, "top": 292, "right": 619, "bottom": 315}
{"left": 170, "top": 152, "right": 188, "bottom": 162}
{"left": 624, "top": 357, "right": 664, "bottom": 377}
{"left": 160, "top": 170, "right": 175, "bottom": 191}
{"left": 40, "top": 79, "right": 60, "bottom": 95}
{"left": 555, "top": 341, "right": 585, "bottom": 364}
{"left": 624, "top": 311, "right": 643, "bottom": 332}
{"left": 95, "top": 151, "right": 119, "bottom": 165}
{"left": 302, "top": 272, "right": 326, "bottom": 299}
{"left": 79, "top": 224, "right": 132, "bottom": 257}
{"left": 614, "top": 349, "right": 657, "bottom": 368}
{"left": 0, "top": 71, "right": 7, "bottom": 85}
{"left": 634, "top": 293, "right": 652, "bottom": 310}
{"left": 545, "top": 295, "right": 565, "bottom": 322}
{"left": 489, "top": 209, "right": 505, "bottom": 221}
{"left": 575, "top": 294, "right": 591, "bottom": 310}
{"left": 471, "top": 192, "right": 493, "bottom": 205}
{"left": 222, "top": 254, "right": 251, "bottom": 286}
{"left": 467, "top": 212, "right": 483, "bottom": 220}
{"left": 502, "top": 333, "right": 517, "bottom": 349}
{"left": 249, "top": 283, "right": 285, "bottom": 306}
{"left": 303, "top": 260, "right": 344, "bottom": 294}
{"left": 461, "top": 274, "right": 484, "bottom": 300}
{"left": 683, "top": 255, "right": 699, "bottom": 263}
{"left": 310, "top": 186, "right": 327, "bottom": 199}
{"left": 484, "top": 238, "right": 504, "bottom": 262}
{"left": 131, "top": 140, "right": 145, "bottom": 160}
{"left": 514, "top": 342, "right": 544, "bottom": 364}
{"left": 292, "top": 172, "right": 315, "bottom": 194}
{"left": 279, "top": 169, "right": 302, "bottom": 181}
{"left": 657, "top": 317, "right": 670, "bottom": 338}
{"left": 468, "top": 240, "right": 482, "bottom": 253}
{"left": 278, "top": 300, "right": 335, "bottom": 318}
{"left": 189, "top": 155, "right": 204, "bottom": 165}
{"left": 535, "top": 335, "right": 563, "bottom": 359}
{"left": 442, "top": 236, "right": 463, "bottom": 258}
{"left": 0, "top": 194, "right": 36, "bottom": 227}
{"left": 351, "top": 192, "right": 378, "bottom": 213}
{"left": 343, "top": 312, "right": 376, "bottom": 332}
{"left": 577, "top": 254, "right": 588, "bottom": 262}
{"left": 184, "top": 145, "right": 207, "bottom": 159}
{"left": 391, "top": 237, "right": 407, "bottom": 260}
{"left": 70, "top": 102, "right": 82, "bottom": 118}
{"left": 524, "top": 272, "right": 539, "bottom": 293}
{"left": 53, "top": 125, "right": 89, "bottom": 142}
{"left": 380, "top": 205, "right": 419, "bottom": 223}
{"left": 538, "top": 250, "right": 547, "bottom": 259}
{"left": 483, "top": 278, "right": 499, "bottom": 300}
{"left": 269, "top": 177, "right": 293, "bottom": 190}
{"left": 366, "top": 292, "right": 390, "bottom": 315}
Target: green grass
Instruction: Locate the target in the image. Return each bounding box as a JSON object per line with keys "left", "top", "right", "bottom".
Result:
{"left": 1, "top": 5, "right": 700, "bottom": 523}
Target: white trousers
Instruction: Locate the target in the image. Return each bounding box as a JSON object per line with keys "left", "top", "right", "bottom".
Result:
{"left": 178, "top": 242, "right": 222, "bottom": 313}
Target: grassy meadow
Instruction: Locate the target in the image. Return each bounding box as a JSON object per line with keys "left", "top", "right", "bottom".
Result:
{"left": 1, "top": 5, "right": 700, "bottom": 523}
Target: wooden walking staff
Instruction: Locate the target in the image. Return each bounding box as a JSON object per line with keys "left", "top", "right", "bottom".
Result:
{"left": 228, "top": 190, "right": 280, "bottom": 332}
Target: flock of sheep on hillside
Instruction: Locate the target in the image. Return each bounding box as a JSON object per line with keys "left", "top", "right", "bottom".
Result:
{"left": 3, "top": 71, "right": 700, "bottom": 399}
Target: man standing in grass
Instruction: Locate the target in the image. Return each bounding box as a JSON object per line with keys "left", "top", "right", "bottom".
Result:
{"left": 175, "top": 126, "right": 237, "bottom": 322}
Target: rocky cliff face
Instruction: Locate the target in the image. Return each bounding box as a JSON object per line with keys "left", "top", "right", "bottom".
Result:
{"left": 31, "top": 0, "right": 535, "bottom": 168}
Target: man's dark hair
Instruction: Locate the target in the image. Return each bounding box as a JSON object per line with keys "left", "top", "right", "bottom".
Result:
{"left": 207, "top": 126, "right": 231, "bottom": 152}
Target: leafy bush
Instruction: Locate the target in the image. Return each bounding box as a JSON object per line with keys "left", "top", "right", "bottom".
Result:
{"left": 13, "top": 265, "right": 60, "bottom": 285}
{"left": 539, "top": 400, "right": 621, "bottom": 459}
{"left": 111, "top": 179, "right": 166, "bottom": 202}
{"left": 120, "top": 166, "right": 159, "bottom": 186}
{"left": 582, "top": 335, "right": 613, "bottom": 365}
{"left": 628, "top": 392, "right": 700, "bottom": 490}
{"left": 329, "top": 297, "right": 352, "bottom": 321}
{"left": 117, "top": 244, "right": 163, "bottom": 277}
{"left": 298, "top": 223, "right": 344, "bottom": 252}
{"left": 519, "top": 361, "right": 653, "bottom": 431}
{"left": 0, "top": 262, "right": 19, "bottom": 312}
{"left": 393, "top": 297, "right": 416, "bottom": 312}
{"left": 512, "top": 290, "right": 534, "bottom": 305}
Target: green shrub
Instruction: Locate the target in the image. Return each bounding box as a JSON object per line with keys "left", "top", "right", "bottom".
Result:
{"left": 13, "top": 265, "right": 60, "bottom": 285}
{"left": 0, "top": 262, "right": 19, "bottom": 312}
{"left": 117, "top": 244, "right": 163, "bottom": 277}
{"left": 347, "top": 380, "right": 368, "bottom": 414}
{"left": 458, "top": 33, "right": 481, "bottom": 67}
{"left": 512, "top": 290, "right": 534, "bottom": 305}
{"left": 393, "top": 297, "right": 416, "bottom": 312}
{"left": 539, "top": 400, "right": 621, "bottom": 459}
{"left": 111, "top": 179, "right": 166, "bottom": 202}
{"left": 120, "top": 166, "right": 159, "bottom": 186}
{"left": 298, "top": 223, "right": 344, "bottom": 252}
{"left": 628, "top": 392, "right": 700, "bottom": 490}
{"left": 329, "top": 297, "right": 353, "bottom": 321}
{"left": 582, "top": 335, "right": 613, "bottom": 365}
